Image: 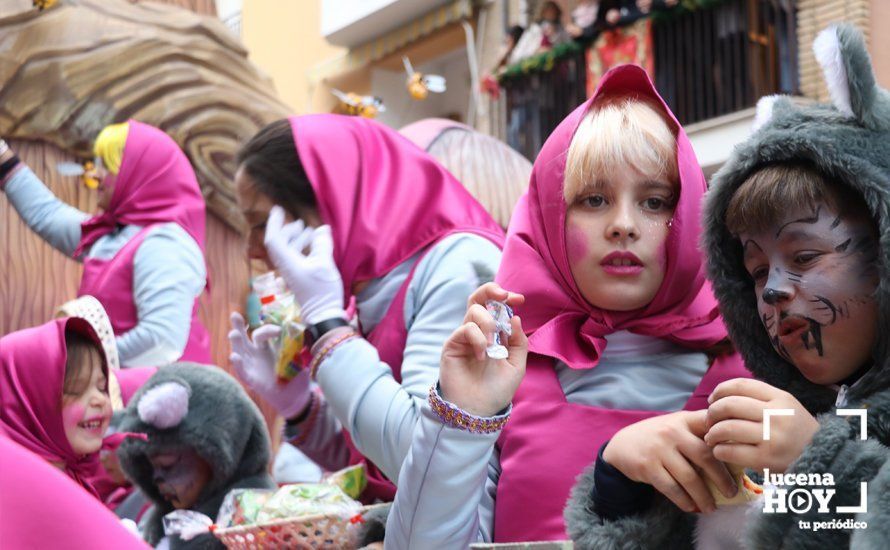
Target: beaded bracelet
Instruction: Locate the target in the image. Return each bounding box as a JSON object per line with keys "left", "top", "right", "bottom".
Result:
{"left": 308, "top": 330, "right": 358, "bottom": 380}
{"left": 427, "top": 384, "right": 510, "bottom": 434}
{"left": 284, "top": 392, "right": 321, "bottom": 447}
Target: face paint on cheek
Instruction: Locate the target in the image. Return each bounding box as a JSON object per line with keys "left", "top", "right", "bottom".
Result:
{"left": 565, "top": 223, "right": 589, "bottom": 265}
{"left": 62, "top": 402, "right": 86, "bottom": 430}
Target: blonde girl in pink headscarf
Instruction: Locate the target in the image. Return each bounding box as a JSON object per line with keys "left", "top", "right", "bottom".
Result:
{"left": 384, "top": 64, "right": 752, "bottom": 546}
{"left": 0, "top": 122, "right": 210, "bottom": 376}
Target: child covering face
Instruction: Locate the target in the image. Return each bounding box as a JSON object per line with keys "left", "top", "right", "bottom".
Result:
{"left": 0, "top": 318, "right": 112, "bottom": 496}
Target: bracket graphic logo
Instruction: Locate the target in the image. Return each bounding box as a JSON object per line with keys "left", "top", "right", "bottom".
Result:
{"left": 760, "top": 409, "right": 869, "bottom": 531}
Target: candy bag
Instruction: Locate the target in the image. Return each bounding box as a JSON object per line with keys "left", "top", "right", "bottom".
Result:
{"left": 215, "top": 489, "right": 275, "bottom": 528}
{"left": 255, "top": 484, "right": 360, "bottom": 523}
{"left": 323, "top": 464, "right": 367, "bottom": 500}
{"left": 252, "top": 272, "right": 307, "bottom": 383}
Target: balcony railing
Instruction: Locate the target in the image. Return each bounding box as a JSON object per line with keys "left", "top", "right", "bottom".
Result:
{"left": 500, "top": 48, "right": 588, "bottom": 162}
{"left": 654, "top": 0, "right": 797, "bottom": 125}
{"left": 497, "top": 0, "right": 798, "bottom": 161}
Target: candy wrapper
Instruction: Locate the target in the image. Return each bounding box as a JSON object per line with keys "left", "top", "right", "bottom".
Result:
{"left": 215, "top": 489, "right": 274, "bottom": 528}
{"left": 485, "top": 300, "right": 514, "bottom": 360}
{"left": 322, "top": 464, "right": 367, "bottom": 500}
{"left": 163, "top": 509, "right": 214, "bottom": 541}
{"left": 252, "top": 272, "right": 307, "bottom": 384}
{"left": 255, "top": 484, "right": 361, "bottom": 524}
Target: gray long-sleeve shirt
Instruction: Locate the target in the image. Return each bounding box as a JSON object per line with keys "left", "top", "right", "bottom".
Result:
{"left": 284, "top": 233, "right": 503, "bottom": 479}
{"left": 385, "top": 331, "right": 712, "bottom": 549}
{"left": 4, "top": 166, "right": 206, "bottom": 367}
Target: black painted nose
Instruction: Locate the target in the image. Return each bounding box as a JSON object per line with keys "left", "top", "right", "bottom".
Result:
{"left": 762, "top": 288, "right": 790, "bottom": 305}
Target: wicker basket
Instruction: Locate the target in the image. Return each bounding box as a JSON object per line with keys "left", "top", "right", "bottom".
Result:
{"left": 212, "top": 503, "right": 388, "bottom": 549}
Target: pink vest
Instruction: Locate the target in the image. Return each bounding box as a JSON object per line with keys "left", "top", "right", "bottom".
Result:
{"left": 494, "top": 353, "right": 750, "bottom": 542}
{"left": 77, "top": 225, "right": 212, "bottom": 367}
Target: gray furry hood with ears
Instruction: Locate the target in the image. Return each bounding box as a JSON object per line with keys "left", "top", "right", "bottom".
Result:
{"left": 702, "top": 23, "right": 890, "bottom": 414}
{"left": 117, "top": 363, "right": 275, "bottom": 547}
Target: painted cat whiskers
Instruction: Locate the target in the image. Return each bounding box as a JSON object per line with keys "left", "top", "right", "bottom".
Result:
{"left": 741, "top": 202, "right": 879, "bottom": 384}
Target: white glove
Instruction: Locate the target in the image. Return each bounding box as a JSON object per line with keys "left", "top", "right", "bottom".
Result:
{"left": 228, "top": 312, "right": 311, "bottom": 419}
{"left": 263, "top": 205, "right": 346, "bottom": 325}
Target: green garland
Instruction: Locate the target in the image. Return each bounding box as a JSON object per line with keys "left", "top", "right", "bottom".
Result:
{"left": 497, "top": 41, "right": 583, "bottom": 83}
{"left": 496, "top": 0, "right": 729, "bottom": 82}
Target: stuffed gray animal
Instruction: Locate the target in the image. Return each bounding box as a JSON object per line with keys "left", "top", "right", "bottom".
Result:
{"left": 565, "top": 23, "right": 890, "bottom": 550}
{"left": 117, "top": 363, "right": 276, "bottom": 549}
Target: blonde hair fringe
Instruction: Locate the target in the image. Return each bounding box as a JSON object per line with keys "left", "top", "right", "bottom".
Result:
{"left": 93, "top": 122, "right": 130, "bottom": 175}
{"left": 564, "top": 96, "right": 678, "bottom": 203}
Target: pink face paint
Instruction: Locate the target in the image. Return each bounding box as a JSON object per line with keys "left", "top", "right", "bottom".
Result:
{"left": 62, "top": 402, "right": 86, "bottom": 431}
{"left": 565, "top": 223, "right": 589, "bottom": 265}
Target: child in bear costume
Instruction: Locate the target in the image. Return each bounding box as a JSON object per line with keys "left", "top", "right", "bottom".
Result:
{"left": 117, "top": 364, "right": 276, "bottom": 549}
{"left": 565, "top": 24, "right": 890, "bottom": 550}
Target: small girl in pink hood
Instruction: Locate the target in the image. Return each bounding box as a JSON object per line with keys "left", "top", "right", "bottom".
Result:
{"left": 1, "top": 317, "right": 115, "bottom": 497}
{"left": 384, "top": 64, "right": 751, "bottom": 546}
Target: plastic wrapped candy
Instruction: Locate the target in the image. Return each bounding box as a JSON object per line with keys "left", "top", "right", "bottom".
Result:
{"left": 485, "top": 300, "right": 514, "bottom": 360}
{"left": 252, "top": 272, "right": 307, "bottom": 384}
{"left": 163, "top": 509, "right": 214, "bottom": 541}
{"left": 215, "top": 488, "right": 275, "bottom": 528}
{"left": 322, "top": 464, "right": 367, "bottom": 500}
{"left": 255, "top": 484, "right": 360, "bottom": 523}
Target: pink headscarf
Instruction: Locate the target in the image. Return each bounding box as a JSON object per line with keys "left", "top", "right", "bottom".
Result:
{"left": 0, "top": 318, "right": 107, "bottom": 496}
{"left": 75, "top": 120, "right": 207, "bottom": 258}
{"left": 496, "top": 65, "right": 730, "bottom": 370}
{"left": 290, "top": 114, "right": 504, "bottom": 298}
{"left": 0, "top": 434, "right": 149, "bottom": 549}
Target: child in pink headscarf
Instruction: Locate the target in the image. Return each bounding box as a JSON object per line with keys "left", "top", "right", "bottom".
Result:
{"left": 0, "top": 121, "right": 210, "bottom": 369}
{"left": 229, "top": 115, "right": 504, "bottom": 503}
{"left": 384, "top": 64, "right": 751, "bottom": 546}
{"left": 1, "top": 317, "right": 114, "bottom": 497}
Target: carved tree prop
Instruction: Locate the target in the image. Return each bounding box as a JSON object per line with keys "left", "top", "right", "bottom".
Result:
{"left": 0, "top": 0, "right": 291, "bottom": 229}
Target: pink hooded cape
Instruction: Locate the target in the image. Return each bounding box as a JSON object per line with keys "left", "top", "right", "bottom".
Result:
{"left": 0, "top": 318, "right": 108, "bottom": 497}
{"left": 74, "top": 120, "right": 207, "bottom": 259}
{"left": 493, "top": 65, "right": 750, "bottom": 541}
{"left": 0, "top": 433, "right": 148, "bottom": 549}
{"left": 290, "top": 114, "right": 504, "bottom": 301}
{"left": 290, "top": 114, "right": 504, "bottom": 501}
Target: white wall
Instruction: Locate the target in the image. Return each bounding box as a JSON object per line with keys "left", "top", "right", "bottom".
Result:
{"left": 322, "top": 0, "right": 452, "bottom": 46}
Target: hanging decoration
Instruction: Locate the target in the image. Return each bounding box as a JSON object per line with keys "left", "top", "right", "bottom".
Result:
{"left": 402, "top": 56, "right": 447, "bottom": 100}
{"left": 331, "top": 89, "right": 386, "bottom": 118}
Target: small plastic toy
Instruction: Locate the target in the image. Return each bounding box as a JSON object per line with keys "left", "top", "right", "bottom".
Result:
{"left": 485, "top": 300, "right": 514, "bottom": 360}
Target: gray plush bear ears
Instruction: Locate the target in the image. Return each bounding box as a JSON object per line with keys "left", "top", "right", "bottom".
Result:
{"left": 753, "top": 23, "right": 890, "bottom": 132}
{"left": 137, "top": 380, "right": 191, "bottom": 429}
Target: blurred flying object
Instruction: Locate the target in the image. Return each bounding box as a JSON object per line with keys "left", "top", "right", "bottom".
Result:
{"left": 402, "top": 56, "right": 446, "bottom": 100}
{"left": 56, "top": 160, "right": 100, "bottom": 189}
{"left": 331, "top": 89, "right": 386, "bottom": 118}
{"left": 33, "top": 0, "right": 58, "bottom": 10}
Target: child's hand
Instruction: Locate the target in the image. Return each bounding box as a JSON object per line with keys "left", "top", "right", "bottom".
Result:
{"left": 228, "top": 312, "right": 312, "bottom": 419}
{"left": 603, "top": 410, "right": 737, "bottom": 514}
{"left": 439, "top": 283, "right": 527, "bottom": 418}
{"left": 705, "top": 378, "right": 820, "bottom": 472}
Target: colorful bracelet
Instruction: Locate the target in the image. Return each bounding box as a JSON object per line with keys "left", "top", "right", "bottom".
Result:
{"left": 284, "top": 392, "right": 322, "bottom": 447}
{"left": 308, "top": 330, "right": 358, "bottom": 380}
{"left": 427, "top": 384, "right": 511, "bottom": 434}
